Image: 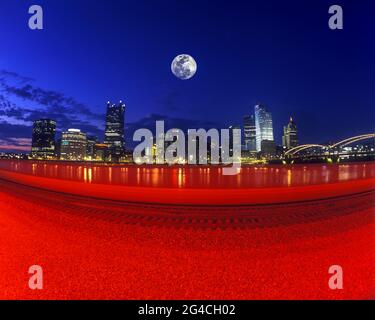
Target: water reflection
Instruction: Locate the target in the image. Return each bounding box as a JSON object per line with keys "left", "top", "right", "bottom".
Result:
{"left": 287, "top": 169, "right": 292, "bottom": 187}
{"left": 1, "top": 161, "right": 374, "bottom": 189}
{"left": 83, "top": 167, "right": 92, "bottom": 183}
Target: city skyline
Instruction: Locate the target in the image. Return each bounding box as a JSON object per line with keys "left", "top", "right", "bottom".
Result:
{"left": 25, "top": 100, "right": 375, "bottom": 164}
{"left": 0, "top": 0, "right": 374, "bottom": 153}
{"left": 5, "top": 98, "right": 375, "bottom": 158}
{"left": 28, "top": 101, "right": 292, "bottom": 161}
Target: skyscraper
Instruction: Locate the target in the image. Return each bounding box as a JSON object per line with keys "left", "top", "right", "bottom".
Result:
{"left": 254, "top": 104, "right": 274, "bottom": 152}
{"left": 243, "top": 115, "right": 257, "bottom": 152}
{"left": 93, "top": 143, "right": 110, "bottom": 162}
{"left": 31, "top": 119, "right": 56, "bottom": 159}
{"left": 104, "top": 101, "right": 125, "bottom": 161}
{"left": 282, "top": 117, "right": 299, "bottom": 150}
{"left": 229, "top": 125, "right": 242, "bottom": 158}
{"left": 60, "top": 129, "right": 87, "bottom": 161}
{"left": 86, "top": 135, "right": 98, "bottom": 160}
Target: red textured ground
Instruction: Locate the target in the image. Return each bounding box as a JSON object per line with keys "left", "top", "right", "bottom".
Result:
{"left": 0, "top": 161, "right": 374, "bottom": 300}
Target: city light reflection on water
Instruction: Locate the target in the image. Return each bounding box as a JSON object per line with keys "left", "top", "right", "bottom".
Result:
{"left": 0, "top": 160, "right": 374, "bottom": 189}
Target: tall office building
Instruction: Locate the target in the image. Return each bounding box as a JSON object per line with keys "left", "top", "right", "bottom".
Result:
{"left": 93, "top": 143, "right": 110, "bottom": 162}
{"left": 282, "top": 117, "right": 299, "bottom": 150}
{"left": 31, "top": 119, "right": 56, "bottom": 159}
{"left": 104, "top": 101, "right": 125, "bottom": 161}
{"left": 254, "top": 104, "right": 274, "bottom": 152}
{"left": 229, "top": 125, "right": 242, "bottom": 157}
{"left": 243, "top": 115, "right": 257, "bottom": 152}
{"left": 86, "top": 135, "right": 98, "bottom": 160}
{"left": 60, "top": 129, "right": 87, "bottom": 161}
{"left": 55, "top": 138, "right": 62, "bottom": 159}
{"left": 261, "top": 140, "right": 276, "bottom": 158}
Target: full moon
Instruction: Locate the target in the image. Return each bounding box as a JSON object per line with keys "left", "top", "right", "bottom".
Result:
{"left": 171, "top": 54, "right": 197, "bottom": 80}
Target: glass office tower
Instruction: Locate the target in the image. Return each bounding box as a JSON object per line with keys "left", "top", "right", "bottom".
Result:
{"left": 104, "top": 101, "right": 125, "bottom": 161}
{"left": 31, "top": 119, "right": 56, "bottom": 159}
{"left": 243, "top": 115, "right": 257, "bottom": 152}
{"left": 254, "top": 104, "right": 274, "bottom": 152}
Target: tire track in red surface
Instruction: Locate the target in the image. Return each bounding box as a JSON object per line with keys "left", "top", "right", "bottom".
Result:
{"left": 1, "top": 179, "right": 373, "bottom": 229}
{"left": 0, "top": 179, "right": 374, "bottom": 300}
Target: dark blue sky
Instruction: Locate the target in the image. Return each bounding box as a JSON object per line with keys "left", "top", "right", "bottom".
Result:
{"left": 0, "top": 0, "right": 374, "bottom": 151}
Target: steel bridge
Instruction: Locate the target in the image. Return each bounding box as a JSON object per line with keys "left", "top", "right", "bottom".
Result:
{"left": 284, "top": 134, "right": 375, "bottom": 157}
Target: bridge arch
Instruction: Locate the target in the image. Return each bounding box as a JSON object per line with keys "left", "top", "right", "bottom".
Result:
{"left": 284, "top": 134, "right": 375, "bottom": 157}
{"left": 285, "top": 144, "right": 327, "bottom": 156}
{"left": 330, "top": 134, "right": 375, "bottom": 148}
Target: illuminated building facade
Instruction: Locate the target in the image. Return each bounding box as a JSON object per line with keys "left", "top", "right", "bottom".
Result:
{"left": 31, "top": 119, "right": 56, "bottom": 159}
{"left": 60, "top": 129, "right": 87, "bottom": 161}
{"left": 243, "top": 115, "right": 257, "bottom": 152}
{"left": 261, "top": 140, "right": 276, "bottom": 157}
{"left": 254, "top": 104, "right": 274, "bottom": 152}
{"left": 282, "top": 117, "right": 299, "bottom": 150}
{"left": 86, "top": 135, "right": 99, "bottom": 160}
{"left": 104, "top": 101, "right": 125, "bottom": 161}
{"left": 93, "top": 143, "right": 110, "bottom": 161}
{"left": 229, "top": 125, "right": 242, "bottom": 157}
{"left": 164, "top": 128, "right": 185, "bottom": 164}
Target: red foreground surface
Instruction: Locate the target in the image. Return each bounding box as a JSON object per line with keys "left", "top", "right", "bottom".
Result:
{"left": 0, "top": 160, "right": 374, "bottom": 299}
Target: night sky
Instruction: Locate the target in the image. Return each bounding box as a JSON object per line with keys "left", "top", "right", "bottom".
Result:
{"left": 0, "top": 0, "right": 374, "bottom": 152}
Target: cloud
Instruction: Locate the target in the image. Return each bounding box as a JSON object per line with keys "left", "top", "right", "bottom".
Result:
{"left": 0, "top": 70, "right": 107, "bottom": 152}
{"left": 1, "top": 82, "right": 103, "bottom": 122}
{"left": 125, "top": 113, "right": 221, "bottom": 148}
{"left": 0, "top": 120, "right": 32, "bottom": 152}
{"left": 0, "top": 137, "right": 32, "bottom": 152}
{"left": 125, "top": 113, "right": 220, "bottom": 136}
{"left": 0, "top": 144, "right": 30, "bottom": 152}
{"left": 0, "top": 70, "right": 223, "bottom": 152}
{"left": 0, "top": 70, "right": 34, "bottom": 84}
{"left": 7, "top": 137, "right": 32, "bottom": 146}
